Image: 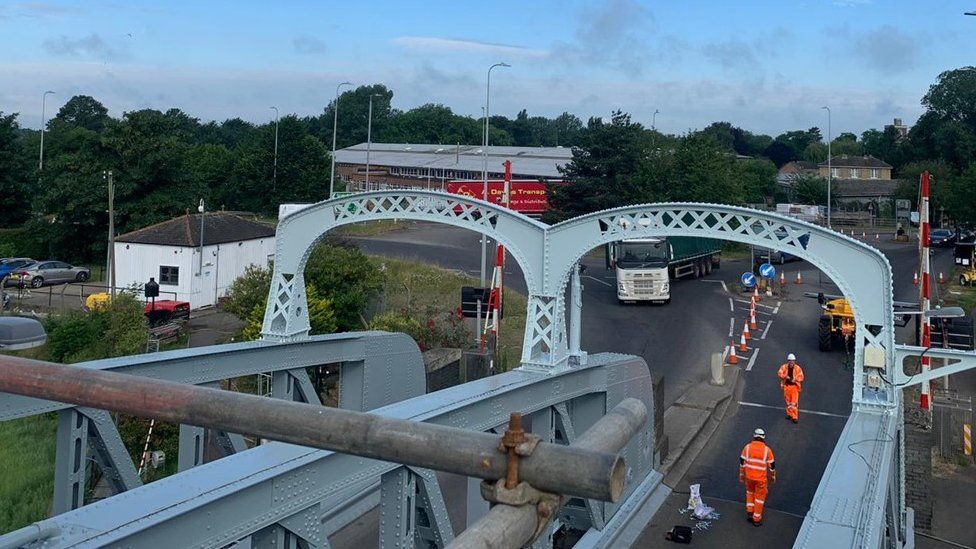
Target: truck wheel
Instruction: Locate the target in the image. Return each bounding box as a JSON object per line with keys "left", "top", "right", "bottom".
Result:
{"left": 705, "top": 260, "right": 713, "bottom": 275}
{"left": 818, "top": 317, "right": 833, "bottom": 351}
{"left": 961, "top": 275, "right": 969, "bottom": 286}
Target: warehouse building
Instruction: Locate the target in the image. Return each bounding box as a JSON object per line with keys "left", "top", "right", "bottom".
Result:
{"left": 334, "top": 143, "right": 571, "bottom": 190}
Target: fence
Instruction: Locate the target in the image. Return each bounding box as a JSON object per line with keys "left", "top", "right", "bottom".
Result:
{"left": 1, "top": 281, "right": 177, "bottom": 315}
{"left": 932, "top": 389, "right": 975, "bottom": 463}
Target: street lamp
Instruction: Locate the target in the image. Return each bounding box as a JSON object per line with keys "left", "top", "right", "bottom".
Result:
{"left": 365, "top": 93, "right": 382, "bottom": 192}
{"left": 822, "top": 106, "right": 832, "bottom": 229}
{"left": 197, "top": 199, "right": 205, "bottom": 276}
{"left": 652, "top": 109, "right": 660, "bottom": 131}
{"left": 480, "top": 62, "right": 510, "bottom": 286}
{"left": 329, "top": 81, "right": 352, "bottom": 199}
{"left": 38, "top": 90, "right": 55, "bottom": 175}
{"left": 270, "top": 107, "right": 279, "bottom": 190}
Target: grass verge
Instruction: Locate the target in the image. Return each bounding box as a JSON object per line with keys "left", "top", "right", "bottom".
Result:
{"left": 942, "top": 267, "right": 976, "bottom": 314}
{"left": 0, "top": 414, "right": 57, "bottom": 532}
{"left": 370, "top": 255, "right": 526, "bottom": 370}
{"left": 335, "top": 220, "right": 407, "bottom": 237}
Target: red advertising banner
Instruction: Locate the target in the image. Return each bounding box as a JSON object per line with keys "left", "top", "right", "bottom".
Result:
{"left": 446, "top": 180, "right": 553, "bottom": 214}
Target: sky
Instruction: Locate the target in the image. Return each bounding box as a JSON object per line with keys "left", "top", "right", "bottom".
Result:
{"left": 1, "top": 0, "right": 974, "bottom": 137}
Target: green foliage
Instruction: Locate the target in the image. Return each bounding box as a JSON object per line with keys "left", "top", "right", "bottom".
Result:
{"left": 239, "top": 283, "right": 338, "bottom": 341}
{"left": 0, "top": 414, "right": 57, "bottom": 532}
{"left": 44, "top": 293, "right": 148, "bottom": 363}
{"left": 791, "top": 174, "right": 828, "bottom": 206}
{"left": 225, "top": 263, "right": 273, "bottom": 319}
{"left": 304, "top": 244, "right": 384, "bottom": 331}
{"left": 0, "top": 112, "right": 32, "bottom": 227}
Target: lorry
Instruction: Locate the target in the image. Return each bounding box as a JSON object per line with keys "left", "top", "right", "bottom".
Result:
{"left": 607, "top": 237, "right": 722, "bottom": 304}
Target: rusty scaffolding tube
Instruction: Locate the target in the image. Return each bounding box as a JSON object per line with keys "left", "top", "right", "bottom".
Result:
{"left": 0, "top": 355, "right": 626, "bottom": 502}
{"left": 448, "top": 398, "right": 648, "bottom": 549}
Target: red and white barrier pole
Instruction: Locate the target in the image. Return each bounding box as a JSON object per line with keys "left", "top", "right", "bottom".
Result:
{"left": 920, "top": 171, "right": 931, "bottom": 410}
{"left": 481, "top": 160, "right": 512, "bottom": 370}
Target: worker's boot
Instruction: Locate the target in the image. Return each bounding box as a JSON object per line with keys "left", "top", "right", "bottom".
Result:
{"left": 747, "top": 514, "right": 753, "bottom": 523}
{"left": 753, "top": 518, "right": 763, "bottom": 527}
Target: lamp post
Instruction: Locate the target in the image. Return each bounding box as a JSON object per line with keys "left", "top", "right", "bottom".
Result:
{"left": 38, "top": 90, "right": 55, "bottom": 177}
{"left": 365, "top": 93, "right": 381, "bottom": 192}
{"left": 197, "top": 199, "right": 205, "bottom": 276}
{"left": 652, "top": 109, "right": 660, "bottom": 131}
{"left": 822, "top": 106, "right": 832, "bottom": 229}
{"left": 480, "top": 62, "right": 510, "bottom": 287}
{"left": 329, "top": 81, "right": 352, "bottom": 198}
{"left": 270, "top": 107, "right": 279, "bottom": 190}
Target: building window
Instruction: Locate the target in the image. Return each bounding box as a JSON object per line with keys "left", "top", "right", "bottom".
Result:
{"left": 831, "top": 168, "right": 839, "bottom": 178}
{"left": 871, "top": 168, "right": 879, "bottom": 179}
{"left": 159, "top": 265, "right": 180, "bottom": 286}
{"left": 850, "top": 168, "right": 859, "bottom": 179}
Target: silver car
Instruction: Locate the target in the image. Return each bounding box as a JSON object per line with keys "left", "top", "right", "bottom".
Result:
{"left": 10, "top": 261, "right": 91, "bottom": 288}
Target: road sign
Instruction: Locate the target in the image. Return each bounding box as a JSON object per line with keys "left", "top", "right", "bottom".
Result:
{"left": 741, "top": 272, "right": 757, "bottom": 287}
{"left": 759, "top": 263, "right": 776, "bottom": 279}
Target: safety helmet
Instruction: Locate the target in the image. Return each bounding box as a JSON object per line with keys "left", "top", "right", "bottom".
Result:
{"left": 787, "top": 353, "right": 796, "bottom": 361}
{"left": 754, "top": 428, "right": 766, "bottom": 439}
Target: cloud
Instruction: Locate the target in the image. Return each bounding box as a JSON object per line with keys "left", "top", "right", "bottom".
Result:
{"left": 293, "top": 36, "right": 327, "bottom": 55}
{"left": 392, "top": 36, "right": 547, "bottom": 58}
{"left": 552, "top": 0, "right": 660, "bottom": 74}
{"left": 42, "top": 33, "right": 126, "bottom": 61}
{"left": 701, "top": 40, "right": 759, "bottom": 71}
{"left": 855, "top": 25, "right": 919, "bottom": 73}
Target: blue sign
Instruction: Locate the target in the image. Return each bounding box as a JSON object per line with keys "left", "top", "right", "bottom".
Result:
{"left": 759, "top": 263, "right": 776, "bottom": 279}
{"left": 741, "top": 272, "right": 757, "bottom": 287}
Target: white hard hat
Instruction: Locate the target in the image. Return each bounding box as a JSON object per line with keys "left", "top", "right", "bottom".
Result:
{"left": 754, "top": 428, "right": 766, "bottom": 439}
{"left": 787, "top": 353, "right": 796, "bottom": 361}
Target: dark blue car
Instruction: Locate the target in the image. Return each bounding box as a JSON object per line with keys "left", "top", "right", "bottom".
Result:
{"left": 0, "top": 258, "right": 35, "bottom": 284}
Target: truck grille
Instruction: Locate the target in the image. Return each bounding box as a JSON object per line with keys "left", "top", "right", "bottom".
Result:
{"left": 632, "top": 280, "right": 655, "bottom": 295}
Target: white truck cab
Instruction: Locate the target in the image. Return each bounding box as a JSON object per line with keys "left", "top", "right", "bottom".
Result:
{"left": 609, "top": 238, "right": 671, "bottom": 304}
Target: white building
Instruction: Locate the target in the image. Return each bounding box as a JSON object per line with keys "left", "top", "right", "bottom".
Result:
{"left": 114, "top": 213, "right": 276, "bottom": 309}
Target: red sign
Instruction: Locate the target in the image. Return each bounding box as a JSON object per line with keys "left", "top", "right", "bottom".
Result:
{"left": 446, "top": 180, "right": 552, "bottom": 214}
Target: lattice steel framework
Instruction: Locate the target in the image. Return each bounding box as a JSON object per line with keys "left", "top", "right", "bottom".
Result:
{"left": 265, "top": 193, "right": 895, "bottom": 407}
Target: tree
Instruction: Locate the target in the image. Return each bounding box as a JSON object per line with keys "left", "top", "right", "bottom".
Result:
{"left": 860, "top": 127, "right": 900, "bottom": 164}
{"left": 791, "top": 174, "right": 828, "bottom": 206}
{"left": 545, "top": 111, "right": 651, "bottom": 222}
{"left": 0, "top": 113, "right": 31, "bottom": 227}
{"left": 830, "top": 133, "right": 862, "bottom": 156}
{"left": 921, "top": 66, "right": 976, "bottom": 126}
{"left": 54, "top": 95, "right": 109, "bottom": 132}
{"left": 941, "top": 165, "right": 976, "bottom": 227}
{"left": 317, "top": 84, "right": 397, "bottom": 149}
{"left": 738, "top": 158, "right": 778, "bottom": 204}
{"left": 303, "top": 243, "right": 385, "bottom": 331}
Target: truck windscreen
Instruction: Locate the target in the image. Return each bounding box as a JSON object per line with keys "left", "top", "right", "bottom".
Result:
{"left": 616, "top": 242, "right": 669, "bottom": 268}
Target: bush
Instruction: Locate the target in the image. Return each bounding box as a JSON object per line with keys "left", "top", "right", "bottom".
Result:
{"left": 224, "top": 264, "right": 272, "bottom": 319}
{"left": 305, "top": 244, "right": 384, "bottom": 331}
{"left": 368, "top": 307, "right": 468, "bottom": 352}
{"left": 44, "top": 293, "right": 147, "bottom": 363}
{"left": 239, "top": 284, "right": 338, "bottom": 341}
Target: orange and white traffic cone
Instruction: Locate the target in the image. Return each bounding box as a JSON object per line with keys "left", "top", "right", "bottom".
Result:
{"left": 753, "top": 287, "right": 761, "bottom": 302}
{"left": 739, "top": 333, "right": 748, "bottom": 352}
{"left": 876, "top": 233, "right": 880, "bottom": 241}
{"left": 795, "top": 271, "right": 803, "bottom": 284}
{"left": 862, "top": 231, "right": 866, "bottom": 238}
{"left": 939, "top": 272, "right": 945, "bottom": 284}
{"left": 729, "top": 340, "right": 739, "bottom": 364}
{"left": 913, "top": 271, "right": 919, "bottom": 285}
{"left": 779, "top": 272, "right": 786, "bottom": 285}
{"left": 743, "top": 321, "right": 752, "bottom": 340}
{"left": 750, "top": 311, "right": 758, "bottom": 330}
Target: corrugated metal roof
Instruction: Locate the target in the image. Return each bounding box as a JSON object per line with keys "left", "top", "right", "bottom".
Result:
{"left": 334, "top": 143, "right": 572, "bottom": 178}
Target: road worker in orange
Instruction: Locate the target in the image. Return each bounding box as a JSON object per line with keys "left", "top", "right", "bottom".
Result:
{"left": 740, "top": 428, "right": 776, "bottom": 526}
{"left": 777, "top": 353, "right": 805, "bottom": 423}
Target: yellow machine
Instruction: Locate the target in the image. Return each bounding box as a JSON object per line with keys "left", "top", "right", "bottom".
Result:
{"left": 818, "top": 294, "right": 856, "bottom": 352}
{"left": 85, "top": 292, "right": 111, "bottom": 311}
{"left": 956, "top": 243, "right": 976, "bottom": 286}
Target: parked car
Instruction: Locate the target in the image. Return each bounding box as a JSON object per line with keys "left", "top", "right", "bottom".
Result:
{"left": 9, "top": 261, "right": 91, "bottom": 288}
{"left": 930, "top": 228, "right": 955, "bottom": 247}
{"left": 0, "top": 258, "right": 35, "bottom": 284}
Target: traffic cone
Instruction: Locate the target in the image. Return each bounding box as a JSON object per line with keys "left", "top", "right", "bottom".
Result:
{"left": 876, "top": 233, "right": 880, "bottom": 241}
{"left": 939, "top": 272, "right": 945, "bottom": 284}
{"left": 862, "top": 231, "right": 866, "bottom": 238}
{"left": 753, "top": 287, "right": 761, "bottom": 302}
{"left": 779, "top": 272, "right": 786, "bottom": 285}
{"left": 913, "top": 271, "right": 919, "bottom": 285}
{"left": 795, "top": 271, "right": 803, "bottom": 284}
{"left": 743, "top": 321, "right": 752, "bottom": 340}
{"left": 750, "top": 311, "right": 758, "bottom": 330}
{"left": 729, "top": 340, "right": 739, "bottom": 364}
{"left": 739, "top": 333, "right": 748, "bottom": 352}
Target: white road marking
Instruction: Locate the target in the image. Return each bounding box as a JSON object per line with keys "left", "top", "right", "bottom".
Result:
{"left": 699, "top": 279, "right": 729, "bottom": 293}
{"left": 737, "top": 401, "right": 849, "bottom": 419}
{"left": 746, "top": 348, "right": 760, "bottom": 371}
{"left": 722, "top": 280, "right": 728, "bottom": 293}
{"left": 734, "top": 299, "right": 777, "bottom": 311}
{"left": 728, "top": 317, "right": 735, "bottom": 337}
{"left": 773, "top": 300, "right": 782, "bottom": 314}
{"left": 728, "top": 298, "right": 734, "bottom": 312}
{"left": 738, "top": 307, "right": 773, "bottom": 316}
{"left": 583, "top": 275, "right": 613, "bottom": 287}
{"left": 761, "top": 320, "right": 773, "bottom": 340}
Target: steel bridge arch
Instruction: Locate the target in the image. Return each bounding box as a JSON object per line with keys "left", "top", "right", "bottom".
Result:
{"left": 261, "top": 190, "right": 547, "bottom": 340}
{"left": 546, "top": 203, "right": 896, "bottom": 407}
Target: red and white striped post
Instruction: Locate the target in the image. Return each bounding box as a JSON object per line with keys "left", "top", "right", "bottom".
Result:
{"left": 480, "top": 160, "right": 512, "bottom": 371}
{"left": 920, "top": 171, "right": 932, "bottom": 410}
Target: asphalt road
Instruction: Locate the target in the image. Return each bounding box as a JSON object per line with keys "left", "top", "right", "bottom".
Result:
{"left": 334, "top": 222, "right": 971, "bottom": 547}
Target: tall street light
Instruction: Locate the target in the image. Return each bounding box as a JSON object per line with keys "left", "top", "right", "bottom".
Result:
{"left": 270, "top": 106, "right": 279, "bottom": 190}
{"left": 652, "top": 109, "right": 660, "bottom": 131}
{"left": 329, "top": 81, "right": 352, "bottom": 199}
{"left": 365, "top": 93, "right": 382, "bottom": 192}
{"left": 822, "top": 106, "right": 832, "bottom": 229}
{"left": 38, "top": 90, "right": 55, "bottom": 176}
{"left": 480, "top": 62, "right": 510, "bottom": 287}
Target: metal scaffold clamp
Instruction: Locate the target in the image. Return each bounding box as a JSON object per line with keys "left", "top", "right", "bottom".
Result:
{"left": 478, "top": 412, "right": 560, "bottom": 542}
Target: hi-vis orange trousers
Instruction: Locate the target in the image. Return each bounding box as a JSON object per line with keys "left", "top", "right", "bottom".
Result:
{"left": 783, "top": 384, "right": 800, "bottom": 420}
{"left": 745, "top": 478, "right": 769, "bottom": 522}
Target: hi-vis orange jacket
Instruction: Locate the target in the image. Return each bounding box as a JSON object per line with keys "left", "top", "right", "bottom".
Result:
{"left": 740, "top": 441, "right": 775, "bottom": 481}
